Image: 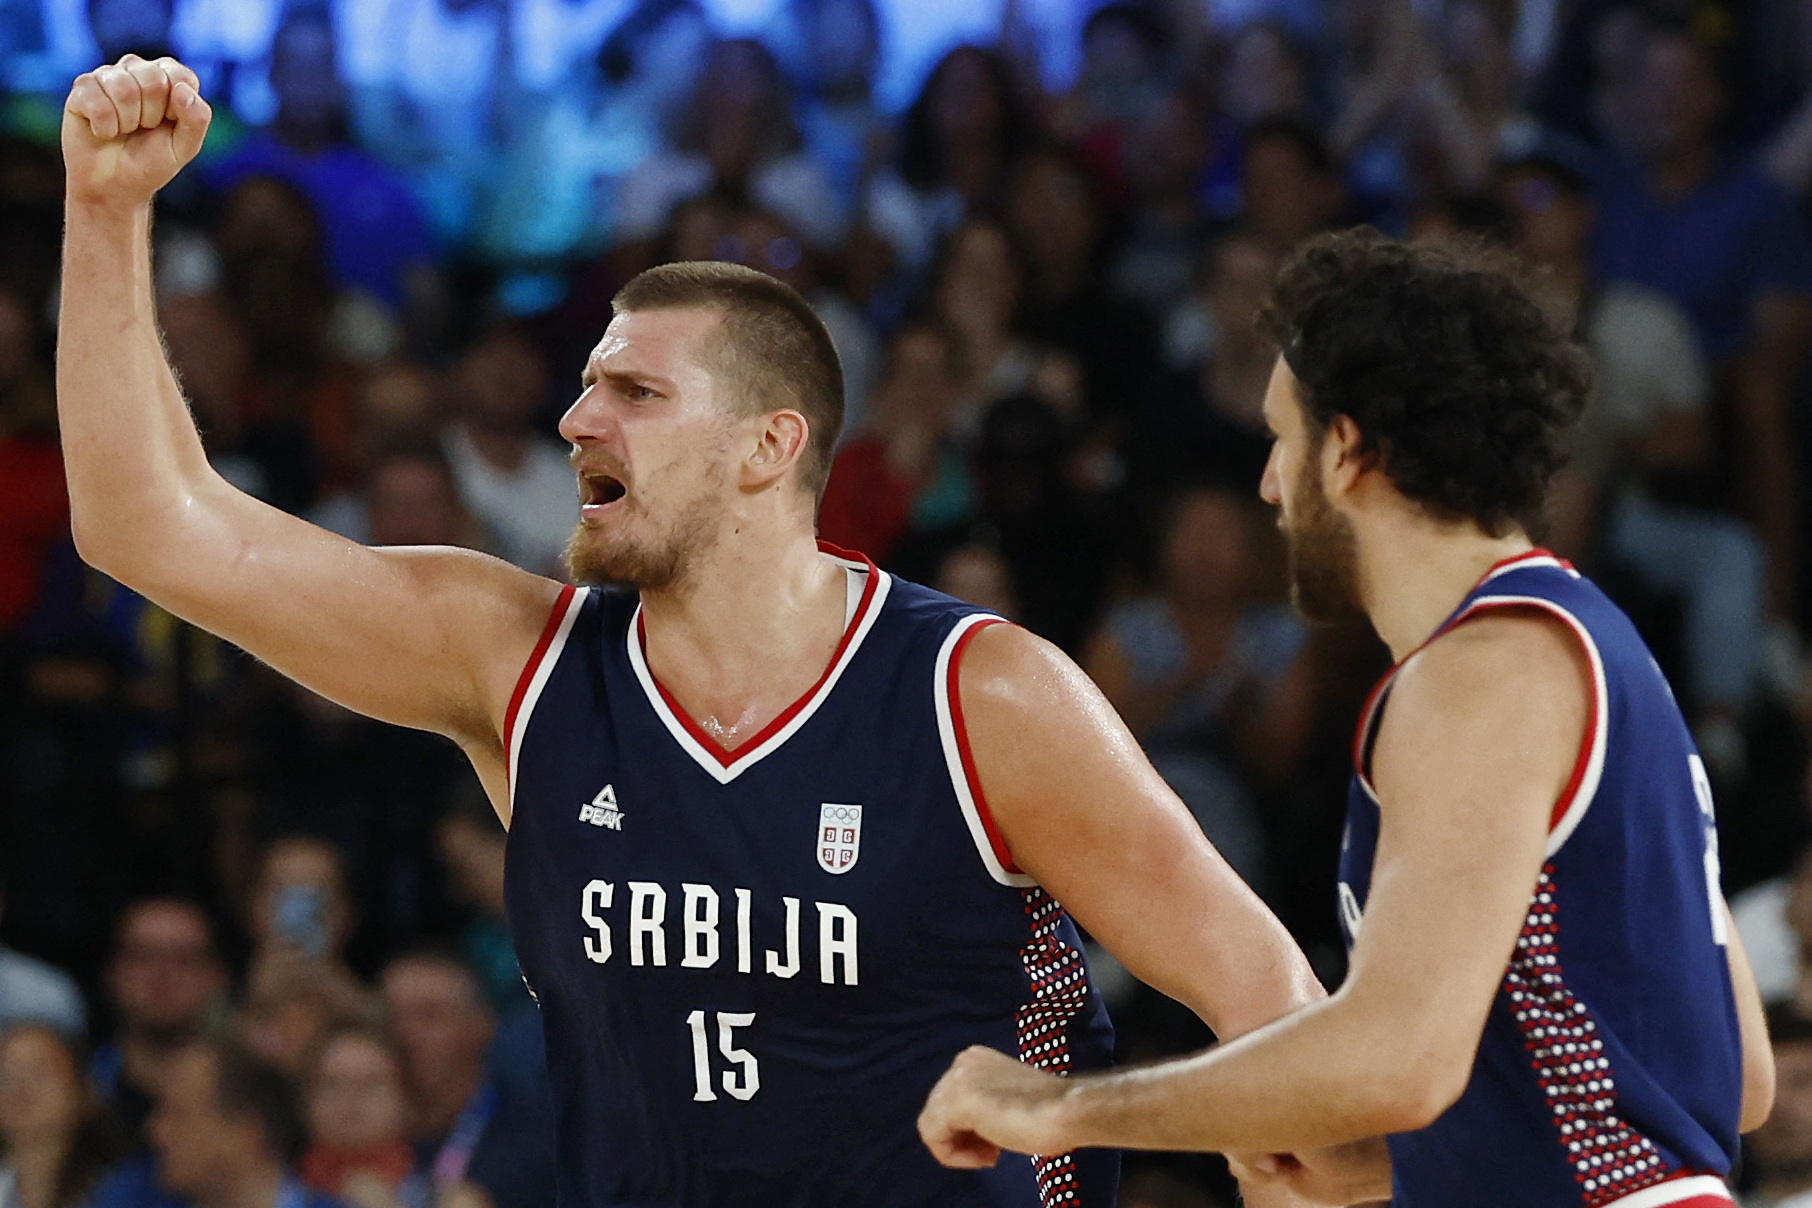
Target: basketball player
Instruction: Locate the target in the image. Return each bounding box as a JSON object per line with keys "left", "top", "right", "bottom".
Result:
{"left": 919, "top": 231, "right": 1777, "bottom": 1208}
{"left": 58, "top": 58, "right": 1355, "bottom": 1207}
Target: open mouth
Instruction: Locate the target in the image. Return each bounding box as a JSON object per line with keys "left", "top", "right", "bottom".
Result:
{"left": 579, "top": 472, "right": 628, "bottom": 515}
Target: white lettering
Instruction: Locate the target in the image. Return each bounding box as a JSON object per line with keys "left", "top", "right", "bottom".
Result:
{"left": 718, "top": 1012, "right": 759, "bottom": 1100}
{"left": 629, "top": 881, "right": 667, "bottom": 967}
{"left": 581, "top": 880, "right": 613, "bottom": 964}
{"left": 765, "top": 896, "right": 800, "bottom": 979}
{"left": 735, "top": 887, "right": 752, "bottom": 974}
{"left": 681, "top": 884, "right": 720, "bottom": 969}
{"left": 816, "top": 902, "right": 858, "bottom": 985}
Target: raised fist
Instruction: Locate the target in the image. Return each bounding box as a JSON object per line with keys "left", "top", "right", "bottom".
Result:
{"left": 62, "top": 55, "right": 212, "bottom": 211}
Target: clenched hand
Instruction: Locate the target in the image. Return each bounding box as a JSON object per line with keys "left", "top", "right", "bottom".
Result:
{"left": 62, "top": 54, "right": 212, "bottom": 211}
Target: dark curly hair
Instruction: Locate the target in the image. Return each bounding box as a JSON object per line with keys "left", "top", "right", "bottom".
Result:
{"left": 1262, "top": 228, "right": 1591, "bottom": 537}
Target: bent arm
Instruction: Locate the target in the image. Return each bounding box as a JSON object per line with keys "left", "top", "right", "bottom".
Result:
{"left": 923, "top": 614, "right": 1584, "bottom": 1163}
{"left": 59, "top": 71, "right": 559, "bottom": 782}
{"left": 960, "top": 624, "right": 1322, "bottom": 1042}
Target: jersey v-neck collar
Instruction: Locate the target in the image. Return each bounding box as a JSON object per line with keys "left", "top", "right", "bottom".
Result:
{"left": 625, "top": 543, "right": 891, "bottom": 785}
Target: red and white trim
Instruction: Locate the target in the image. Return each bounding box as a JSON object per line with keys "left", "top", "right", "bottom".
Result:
{"left": 1480, "top": 548, "right": 1575, "bottom": 585}
{"left": 503, "top": 584, "right": 586, "bottom": 821}
{"left": 934, "top": 613, "right": 1036, "bottom": 888}
{"left": 626, "top": 547, "right": 890, "bottom": 785}
{"left": 1457, "top": 595, "right": 1608, "bottom": 858}
{"left": 1349, "top": 550, "right": 1603, "bottom": 857}
{"left": 1600, "top": 1175, "right": 1732, "bottom": 1208}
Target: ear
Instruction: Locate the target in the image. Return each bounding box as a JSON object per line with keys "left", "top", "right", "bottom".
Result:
{"left": 742, "top": 409, "right": 812, "bottom": 490}
{"left": 1321, "top": 414, "right": 1370, "bottom": 499}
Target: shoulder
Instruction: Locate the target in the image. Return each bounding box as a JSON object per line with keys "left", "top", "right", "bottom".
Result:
{"left": 1387, "top": 607, "right": 1592, "bottom": 733}
{"left": 956, "top": 622, "right": 1104, "bottom": 725}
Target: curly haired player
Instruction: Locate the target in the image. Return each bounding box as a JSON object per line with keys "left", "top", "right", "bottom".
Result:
{"left": 921, "top": 231, "right": 1776, "bottom": 1208}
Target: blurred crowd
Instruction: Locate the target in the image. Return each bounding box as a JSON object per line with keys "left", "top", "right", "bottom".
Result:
{"left": 12, "top": 0, "right": 1812, "bottom": 1204}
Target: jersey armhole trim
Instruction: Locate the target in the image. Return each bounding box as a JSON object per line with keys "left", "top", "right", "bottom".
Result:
{"left": 934, "top": 613, "right": 1036, "bottom": 888}
{"left": 1445, "top": 594, "right": 1608, "bottom": 858}
{"left": 503, "top": 584, "right": 585, "bottom": 818}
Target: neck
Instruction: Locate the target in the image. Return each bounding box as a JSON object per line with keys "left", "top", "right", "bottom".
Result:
{"left": 1354, "top": 504, "right": 1533, "bottom": 661}
{"left": 639, "top": 525, "right": 847, "bottom": 744}
{"left": 8, "top": 1137, "right": 70, "bottom": 1208}
{"left": 198, "top": 1159, "right": 284, "bottom": 1208}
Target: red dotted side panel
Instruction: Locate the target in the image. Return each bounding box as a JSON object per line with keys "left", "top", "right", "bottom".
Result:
{"left": 1016, "top": 887, "right": 1092, "bottom": 1208}
{"left": 1506, "top": 865, "right": 1669, "bottom": 1206}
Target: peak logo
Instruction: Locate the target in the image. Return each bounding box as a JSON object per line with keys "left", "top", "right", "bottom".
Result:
{"left": 580, "top": 784, "right": 625, "bottom": 830}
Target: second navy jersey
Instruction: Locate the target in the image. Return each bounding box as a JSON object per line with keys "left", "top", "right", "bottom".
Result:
{"left": 502, "top": 546, "right": 1117, "bottom": 1208}
{"left": 1338, "top": 550, "right": 1743, "bottom": 1208}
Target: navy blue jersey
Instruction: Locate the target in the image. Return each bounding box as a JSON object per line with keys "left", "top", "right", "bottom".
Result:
{"left": 1338, "top": 551, "right": 1742, "bottom": 1208}
{"left": 502, "top": 546, "right": 1117, "bottom": 1208}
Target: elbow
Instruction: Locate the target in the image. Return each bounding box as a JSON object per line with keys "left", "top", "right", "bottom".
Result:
{"left": 69, "top": 511, "right": 136, "bottom": 579}
{"left": 1360, "top": 1045, "right": 1472, "bottom": 1136}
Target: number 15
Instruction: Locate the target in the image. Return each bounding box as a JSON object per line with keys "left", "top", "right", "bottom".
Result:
{"left": 687, "top": 1010, "right": 759, "bottom": 1101}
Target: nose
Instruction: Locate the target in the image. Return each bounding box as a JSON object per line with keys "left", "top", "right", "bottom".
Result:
{"left": 558, "top": 385, "right": 609, "bottom": 446}
{"left": 1259, "top": 440, "right": 1283, "bottom": 506}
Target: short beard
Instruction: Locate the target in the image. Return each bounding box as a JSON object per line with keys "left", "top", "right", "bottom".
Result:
{"left": 564, "top": 490, "right": 722, "bottom": 591}
{"left": 1282, "top": 451, "right": 1365, "bottom": 625}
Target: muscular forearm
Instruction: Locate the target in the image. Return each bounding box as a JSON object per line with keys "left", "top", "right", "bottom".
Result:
{"left": 1057, "top": 991, "right": 1449, "bottom": 1154}
{"left": 58, "top": 200, "right": 224, "bottom": 572}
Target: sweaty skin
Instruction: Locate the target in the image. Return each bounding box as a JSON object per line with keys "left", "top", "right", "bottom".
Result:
{"left": 59, "top": 58, "right": 1350, "bottom": 1207}
{"left": 916, "top": 357, "right": 1774, "bottom": 1207}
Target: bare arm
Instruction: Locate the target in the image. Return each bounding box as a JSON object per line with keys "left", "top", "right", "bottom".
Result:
{"left": 1724, "top": 900, "right": 1776, "bottom": 1132}
{"left": 58, "top": 58, "right": 558, "bottom": 805}
{"left": 921, "top": 613, "right": 1586, "bottom": 1180}
{"left": 960, "top": 623, "right": 1321, "bottom": 1040}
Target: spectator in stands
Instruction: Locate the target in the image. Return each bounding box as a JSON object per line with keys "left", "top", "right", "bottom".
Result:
{"left": 93, "top": 902, "right": 228, "bottom": 1151}
{"left": 0, "top": 1024, "right": 123, "bottom": 1208}
{"left": 380, "top": 954, "right": 554, "bottom": 1208}
{"left": 971, "top": 393, "right": 1111, "bottom": 653}
{"left": 1054, "top": 2, "right": 1173, "bottom": 189}
{"left": 441, "top": 325, "right": 573, "bottom": 577}
{"left": 1110, "top": 89, "right": 1217, "bottom": 321}
{"left": 781, "top": 0, "right": 886, "bottom": 219}
{"left": 314, "top": 436, "right": 486, "bottom": 555}
{"left": 211, "top": 175, "right": 358, "bottom": 513}
{"left": 435, "top": 789, "right": 517, "bottom": 1014}
{"left": 818, "top": 318, "right": 971, "bottom": 563}
{"left": 1134, "top": 230, "right": 1280, "bottom": 493}
{"left": 208, "top": 5, "right": 434, "bottom": 316}
{"left": 1593, "top": 20, "right": 1812, "bottom": 616}
{"left": 0, "top": 878, "right": 83, "bottom": 1043}
{"left": 434, "top": 788, "right": 545, "bottom": 1105}
{"left": 1083, "top": 485, "right": 1311, "bottom": 887}
{"left": 616, "top": 38, "right": 843, "bottom": 250}
{"left": 931, "top": 538, "right": 1021, "bottom": 620}
{"left": 1503, "top": 151, "right": 1767, "bottom": 762}
{"left": 867, "top": 45, "right": 1036, "bottom": 273}
{"left": 1238, "top": 116, "right": 1346, "bottom": 256}
{"left": 1006, "top": 145, "right": 1159, "bottom": 424}
{"left": 1747, "top": 1007, "right": 1812, "bottom": 1206}
{"left": 922, "top": 216, "right": 1083, "bottom": 437}
{"left": 87, "top": 1039, "right": 345, "bottom": 1208}
{"left": 297, "top": 1026, "right": 426, "bottom": 1208}
{"left": 244, "top": 840, "right": 370, "bottom": 1040}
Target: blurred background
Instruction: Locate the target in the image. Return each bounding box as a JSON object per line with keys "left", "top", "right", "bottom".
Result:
{"left": 8, "top": 0, "right": 1812, "bottom": 1205}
